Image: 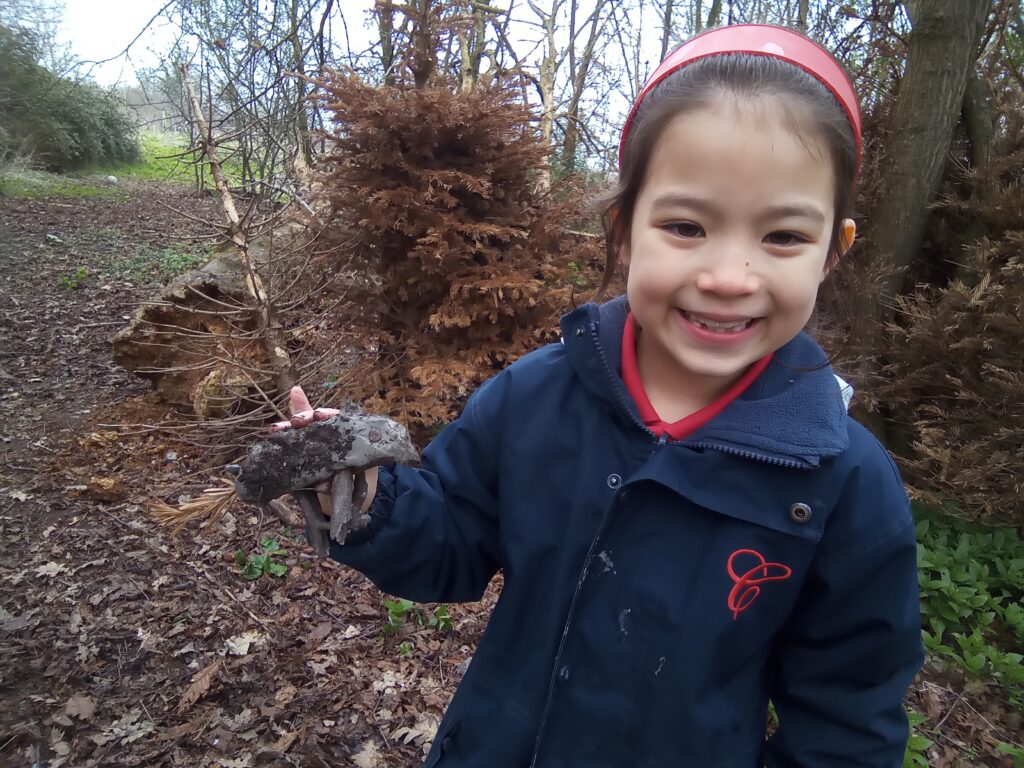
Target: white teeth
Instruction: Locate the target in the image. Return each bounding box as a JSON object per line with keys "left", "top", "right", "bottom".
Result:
{"left": 685, "top": 312, "right": 752, "bottom": 333}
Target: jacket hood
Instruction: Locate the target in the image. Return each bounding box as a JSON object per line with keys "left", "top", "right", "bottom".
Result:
{"left": 559, "top": 295, "right": 849, "bottom": 465}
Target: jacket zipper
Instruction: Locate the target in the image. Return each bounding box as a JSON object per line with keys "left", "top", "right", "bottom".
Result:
{"left": 529, "top": 487, "right": 624, "bottom": 768}
{"left": 681, "top": 441, "right": 810, "bottom": 470}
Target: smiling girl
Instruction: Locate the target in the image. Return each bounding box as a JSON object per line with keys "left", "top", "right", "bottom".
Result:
{"left": 281, "top": 23, "right": 923, "bottom": 768}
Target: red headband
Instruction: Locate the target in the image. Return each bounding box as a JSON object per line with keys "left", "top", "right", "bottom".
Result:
{"left": 619, "top": 24, "right": 862, "bottom": 173}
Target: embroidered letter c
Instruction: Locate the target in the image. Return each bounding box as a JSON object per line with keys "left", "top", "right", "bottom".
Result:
{"left": 727, "top": 549, "right": 792, "bottom": 620}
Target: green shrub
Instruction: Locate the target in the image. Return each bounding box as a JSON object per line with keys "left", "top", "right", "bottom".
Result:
{"left": 0, "top": 23, "right": 139, "bottom": 170}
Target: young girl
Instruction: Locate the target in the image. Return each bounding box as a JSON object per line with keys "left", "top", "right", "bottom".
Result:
{"left": 282, "top": 24, "right": 922, "bottom": 767}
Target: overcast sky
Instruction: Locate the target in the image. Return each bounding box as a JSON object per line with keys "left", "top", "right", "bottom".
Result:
{"left": 60, "top": 0, "right": 380, "bottom": 86}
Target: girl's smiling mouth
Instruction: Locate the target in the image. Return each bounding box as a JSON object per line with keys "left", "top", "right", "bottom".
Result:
{"left": 677, "top": 309, "right": 763, "bottom": 342}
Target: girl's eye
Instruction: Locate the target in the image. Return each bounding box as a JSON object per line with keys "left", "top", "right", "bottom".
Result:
{"left": 764, "top": 231, "right": 808, "bottom": 247}
{"left": 665, "top": 222, "right": 704, "bottom": 239}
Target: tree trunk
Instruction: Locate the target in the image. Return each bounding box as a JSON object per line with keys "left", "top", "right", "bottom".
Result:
{"left": 660, "top": 0, "right": 675, "bottom": 60}
{"left": 531, "top": 0, "right": 560, "bottom": 188}
{"left": 560, "top": 0, "right": 606, "bottom": 175}
{"left": 868, "top": 0, "right": 991, "bottom": 313}
{"left": 458, "top": 2, "right": 488, "bottom": 92}
{"left": 706, "top": 0, "right": 722, "bottom": 27}
{"left": 951, "top": 70, "right": 996, "bottom": 283}
{"left": 796, "top": 0, "right": 810, "bottom": 30}
{"left": 375, "top": 0, "right": 398, "bottom": 85}
{"left": 288, "top": 0, "right": 313, "bottom": 168}
{"left": 962, "top": 70, "right": 994, "bottom": 178}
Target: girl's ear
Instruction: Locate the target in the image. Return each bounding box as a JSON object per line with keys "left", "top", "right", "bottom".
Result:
{"left": 618, "top": 242, "right": 631, "bottom": 266}
{"left": 840, "top": 219, "right": 856, "bottom": 254}
{"left": 821, "top": 218, "right": 856, "bottom": 282}
{"left": 608, "top": 205, "right": 630, "bottom": 265}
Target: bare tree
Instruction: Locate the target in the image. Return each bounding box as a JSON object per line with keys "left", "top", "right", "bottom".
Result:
{"left": 181, "top": 63, "right": 297, "bottom": 396}
{"left": 869, "top": 0, "right": 992, "bottom": 308}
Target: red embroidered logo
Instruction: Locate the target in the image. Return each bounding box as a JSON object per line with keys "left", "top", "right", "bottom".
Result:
{"left": 727, "top": 549, "right": 792, "bottom": 620}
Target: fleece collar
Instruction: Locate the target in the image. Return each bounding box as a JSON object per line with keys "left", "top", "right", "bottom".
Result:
{"left": 559, "top": 295, "right": 850, "bottom": 465}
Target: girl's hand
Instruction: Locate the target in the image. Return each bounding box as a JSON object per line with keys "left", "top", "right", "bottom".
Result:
{"left": 271, "top": 385, "right": 339, "bottom": 432}
{"left": 271, "top": 385, "right": 378, "bottom": 517}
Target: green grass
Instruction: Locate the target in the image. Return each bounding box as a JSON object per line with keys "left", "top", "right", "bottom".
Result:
{"left": 102, "top": 129, "right": 248, "bottom": 189}
{"left": 102, "top": 130, "right": 198, "bottom": 184}
{"left": 0, "top": 130, "right": 249, "bottom": 198}
{"left": 0, "top": 165, "right": 126, "bottom": 199}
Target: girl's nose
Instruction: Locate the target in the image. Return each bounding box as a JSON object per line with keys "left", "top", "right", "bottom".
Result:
{"left": 695, "top": 255, "right": 759, "bottom": 296}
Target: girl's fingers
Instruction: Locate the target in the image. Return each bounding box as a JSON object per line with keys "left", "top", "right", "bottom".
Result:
{"left": 271, "top": 389, "right": 339, "bottom": 433}
{"left": 290, "top": 385, "right": 313, "bottom": 415}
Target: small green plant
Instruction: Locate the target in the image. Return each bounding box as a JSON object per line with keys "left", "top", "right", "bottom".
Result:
{"left": 234, "top": 536, "right": 289, "bottom": 580}
{"left": 397, "top": 641, "right": 414, "bottom": 658}
{"left": 60, "top": 266, "right": 89, "bottom": 289}
{"left": 382, "top": 598, "right": 453, "bottom": 636}
{"left": 568, "top": 259, "right": 588, "bottom": 287}
{"left": 104, "top": 242, "right": 209, "bottom": 283}
{"left": 903, "top": 709, "right": 933, "bottom": 768}
{"left": 915, "top": 503, "right": 1024, "bottom": 708}
{"left": 996, "top": 741, "right": 1024, "bottom": 767}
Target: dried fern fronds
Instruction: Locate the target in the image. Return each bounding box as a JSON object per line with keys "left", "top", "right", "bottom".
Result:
{"left": 150, "top": 479, "right": 237, "bottom": 533}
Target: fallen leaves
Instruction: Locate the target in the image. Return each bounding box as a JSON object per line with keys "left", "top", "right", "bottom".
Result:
{"left": 90, "top": 708, "right": 154, "bottom": 746}
{"left": 225, "top": 629, "right": 264, "bottom": 656}
{"left": 35, "top": 561, "right": 68, "bottom": 577}
{"left": 177, "top": 659, "right": 223, "bottom": 714}
{"left": 392, "top": 713, "right": 441, "bottom": 752}
{"left": 64, "top": 694, "right": 96, "bottom": 721}
{"left": 351, "top": 740, "right": 383, "bottom": 768}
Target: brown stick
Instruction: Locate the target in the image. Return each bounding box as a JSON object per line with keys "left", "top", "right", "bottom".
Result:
{"left": 180, "top": 62, "right": 297, "bottom": 396}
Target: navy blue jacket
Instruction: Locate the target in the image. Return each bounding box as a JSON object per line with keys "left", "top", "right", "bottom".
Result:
{"left": 330, "top": 297, "right": 923, "bottom": 767}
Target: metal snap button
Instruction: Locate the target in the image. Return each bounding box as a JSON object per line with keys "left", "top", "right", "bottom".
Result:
{"left": 558, "top": 665, "right": 570, "bottom": 682}
{"left": 789, "top": 503, "right": 812, "bottom": 524}
{"left": 575, "top": 327, "right": 584, "bottom": 336}
{"left": 441, "top": 735, "right": 455, "bottom": 752}
{"left": 607, "top": 474, "right": 621, "bottom": 489}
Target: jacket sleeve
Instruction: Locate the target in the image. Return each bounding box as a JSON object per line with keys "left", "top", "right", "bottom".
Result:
{"left": 764, "top": 437, "right": 924, "bottom": 768}
{"left": 325, "top": 372, "right": 508, "bottom": 604}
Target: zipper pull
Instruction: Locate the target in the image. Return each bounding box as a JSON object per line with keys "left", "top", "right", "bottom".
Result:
{"left": 649, "top": 431, "right": 669, "bottom": 458}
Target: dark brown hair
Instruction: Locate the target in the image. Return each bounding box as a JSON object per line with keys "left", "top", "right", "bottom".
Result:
{"left": 596, "top": 52, "right": 859, "bottom": 299}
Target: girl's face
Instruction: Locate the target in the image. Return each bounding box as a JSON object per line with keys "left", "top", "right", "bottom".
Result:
{"left": 622, "top": 97, "right": 854, "bottom": 406}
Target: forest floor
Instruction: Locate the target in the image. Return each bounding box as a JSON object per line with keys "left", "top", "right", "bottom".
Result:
{"left": 0, "top": 179, "right": 495, "bottom": 767}
{"left": 0, "top": 177, "right": 1019, "bottom": 767}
